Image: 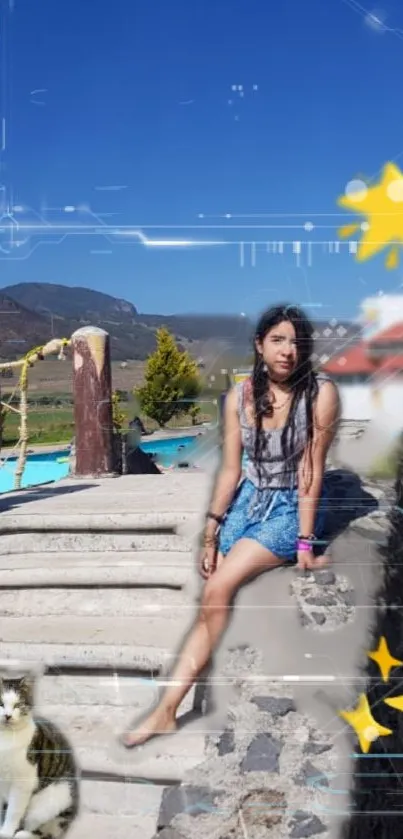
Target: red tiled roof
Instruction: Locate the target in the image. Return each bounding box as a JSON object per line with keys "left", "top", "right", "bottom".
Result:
{"left": 321, "top": 343, "right": 375, "bottom": 375}
{"left": 369, "top": 322, "right": 403, "bottom": 344}
{"left": 376, "top": 355, "right": 403, "bottom": 373}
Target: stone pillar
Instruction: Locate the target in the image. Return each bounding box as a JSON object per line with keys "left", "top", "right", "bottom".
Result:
{"left": 71, "top": 326, "right": 115, "bottom": 477}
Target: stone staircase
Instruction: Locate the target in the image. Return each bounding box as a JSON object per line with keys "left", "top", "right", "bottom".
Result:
{"left": 0, "top": 479, "right": 209, "bottom": 839}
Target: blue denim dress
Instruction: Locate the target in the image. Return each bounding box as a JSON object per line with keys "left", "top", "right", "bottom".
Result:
{"left": 218, "top": 377, "right": 329, "bottom": 561}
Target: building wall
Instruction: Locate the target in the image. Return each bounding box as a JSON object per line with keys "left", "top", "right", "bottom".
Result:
{"left": 338, "top": 384, "right": 373, "bottom": 420}
{"left": 338, "top": 379, "right": 403, "bottom": 420}
{"left": 361, "top": 295, "right": 403, "bottom": 338}
{"left": 382, "top": 380, "right": 403, "bottom": 420}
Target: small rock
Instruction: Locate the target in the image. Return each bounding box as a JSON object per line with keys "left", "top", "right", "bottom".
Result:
{"left": 217, "top": 728, "right": 235, "bottom": 755}
{"left": 313, "top": 570, "right": 336, "bottom": 586}
{"left": 295, "top": 761, "right": 329, "bottom": 788}
{"left": 154, "top": 829, "right": 187, "bottom": 839}
{"left": 305, "top": 595, "right": 337, "bottom": 607}
{"left": 251, "top": 696, "right": 296, "bottom": 716}
{"left": 303, "top": 741, "right": 332, "bottom": 755}
{"left": 311, "top": 611, "right": 326, "bottom": 626}
{"left": 289, "top": 810, "right": 327, "bottom": 837}
{"left": 158, "top": 785, "right": 225, "bottom": 827}
{"left": 300, "top": 612, "right": 311, "bottom": 627}
{"left": 340, "top": 589, "right": 355, "bottom": 607}
{"left": 240, "top": 733, "right": 282, "bottom": 773}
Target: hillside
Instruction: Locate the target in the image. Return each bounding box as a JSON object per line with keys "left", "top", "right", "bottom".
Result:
{"left": 0, "top": 293, "right": 56, "bottom": 358}
{"left": 0, "top": 282, "right": 361, "bottom": 363}
{"left": 1, "top": 283, "right": 156, "bottom": 361}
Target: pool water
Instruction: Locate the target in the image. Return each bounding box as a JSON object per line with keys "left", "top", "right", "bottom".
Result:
{"left": 0, "top": 435, "right": 199, "bottom": 493}
{"left": 140, "top": 435, "right": 198, "bottom": 468}
{"left": 0, "top": 449, "right": 71, "bottom": 494}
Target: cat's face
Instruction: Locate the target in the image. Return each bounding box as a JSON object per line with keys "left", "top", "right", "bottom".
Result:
{"left": 0, "top": 676, "right": 34, "bottom": 729}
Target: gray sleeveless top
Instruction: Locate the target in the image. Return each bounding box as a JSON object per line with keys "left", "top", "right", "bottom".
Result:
{"left": 236, "top": 374, "right": 329, "bottom": 489}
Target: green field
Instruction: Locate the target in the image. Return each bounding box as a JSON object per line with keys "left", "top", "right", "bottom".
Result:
{"left": 1, "top": 394, "right": 221, "bottom": 447}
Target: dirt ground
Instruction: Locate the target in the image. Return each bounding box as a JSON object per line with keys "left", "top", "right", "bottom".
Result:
{"left": 2, "top": 359, "right": 147, "bottom": 395}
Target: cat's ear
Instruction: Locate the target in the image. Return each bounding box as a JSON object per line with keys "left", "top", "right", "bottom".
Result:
{"left": 18, "top": 675, "right": 35, "bottom": 696}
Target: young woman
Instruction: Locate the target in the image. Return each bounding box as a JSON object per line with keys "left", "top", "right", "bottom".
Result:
{"left": 122, "top": 304, "right": 340, "bottom": 747}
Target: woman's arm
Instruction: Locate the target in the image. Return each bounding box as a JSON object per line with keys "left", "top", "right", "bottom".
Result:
{"left": 203, "top": 386, "right": 243, "bottom": 539}
{"left": 298, "top": 380, "right": 340, "bottom": 537}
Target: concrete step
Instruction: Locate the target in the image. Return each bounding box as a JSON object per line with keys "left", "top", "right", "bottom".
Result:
{"left": 36, "top": 673, "right": 197, "bottom": 714}
{"left": 0, "top": 511, "right": 197, "bottom": 532}
{"left": 0, "top": 551, "right": 195, "bottom": 588}
{"left": 0, "top": 614, "right": 195, "bottom": 648}
{"left": 69, "top": 812, "right": 160, "bottom": 839}
{"left": 36, "top": 704, "right": 207, "bottom": 782}
{"left": 0, "top": 532, "right": 193, "bottom": 554}
{"left": 66, "top": 779, "right": 164, "bottom": 839}
{"left": 81, "top": 777, "right": 163, "bottom": 816}
{"left": 0, "top": 550, "right": 194, "bottom": 569}
{"left": 0, "top": 587, "right": 198, "bottom": 618}
{"left": 0, "top": 643, "right": 169, "bottom": 672}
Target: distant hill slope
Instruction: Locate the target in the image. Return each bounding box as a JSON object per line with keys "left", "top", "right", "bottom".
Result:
{"left": 1, "top": 282, "right": 361, "bottom": 363}
{"left": 1, "top": 283, "right": 156, "bottom": 361}
{"left": 3, "top": 282, "right": 138, "bottom": 321}
{"left": 0, "top": 293, "right": 56, "bottom": 358}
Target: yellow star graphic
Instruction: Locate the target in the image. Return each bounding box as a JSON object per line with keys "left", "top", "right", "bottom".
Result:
{"left": 367, "top": 636, "right": 403, "bottom": 683}
{"left": 384, "top": 695, "right": 403, "bottom": 712}
{"left": 337, "top": 162, "right": 403, "bottom": 268}
{"left": 338, "top": 693, "right": 392, "bottom": 754}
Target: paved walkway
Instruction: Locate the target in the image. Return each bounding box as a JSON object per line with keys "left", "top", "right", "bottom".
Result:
{"left": 0, "top": 466, "right": 390, "bottom": 838}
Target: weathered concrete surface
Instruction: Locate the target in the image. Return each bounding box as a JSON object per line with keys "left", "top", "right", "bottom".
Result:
{"left": 77, "top": 780, "right": 163, "bottom": 838}
{"left": 0, "top": 549, "right": 193, "bottom": 569}
{"left": 36, "top": 673, "right": 197, "bottom": 711}
{"left": 0, "top": 512, "right": 197, "bottom": 532}
{"left": 0, "top": 642, "right": 169, "bottom": 671}
{"left": 0, "top": 615, "right": 195, "bottom": 646}
{"left": 0, "top": 472, "right": 211, "bottom": 515}
{"left": 0, "top": 532, "right": 192, "bottom": 554}
{"left": 0, "top": 560, "right": 192, "bottom": 588}
{"left": 145, "top": 472, "right": 391, "bottom": 839}
{"left": 41, "top": 703, "right": 207, "bottom": 780}
{"left": 0, "top": 464, "right": 390, "bottom": 838}
{"left": 0, "top": 473, "right": 211, "bottom": 836}
{"left": 0, "top": 587, "right": 191, "bottom": 617}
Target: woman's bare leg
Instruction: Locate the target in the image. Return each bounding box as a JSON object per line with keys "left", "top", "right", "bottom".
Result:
{"left": 121, "top": 539, "right": 284, "bottom": 747}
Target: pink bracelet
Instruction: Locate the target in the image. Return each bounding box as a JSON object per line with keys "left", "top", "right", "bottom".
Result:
{"left": 296, "top": 539, "right": 312, "bottom": 552}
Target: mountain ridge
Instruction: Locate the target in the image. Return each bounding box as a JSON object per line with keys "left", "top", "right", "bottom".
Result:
{"left": 0, "top": 282, "right": 361, "bottom": 362}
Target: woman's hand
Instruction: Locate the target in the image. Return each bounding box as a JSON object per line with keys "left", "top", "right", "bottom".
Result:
{"left": 296, "top": 548, "right": 329, "bottom": 572}
{"left": 198, "top": 531, "right": 219, "bottom": 579}
{"left": 199, "top": 542, "right": 218, "bottom": 579}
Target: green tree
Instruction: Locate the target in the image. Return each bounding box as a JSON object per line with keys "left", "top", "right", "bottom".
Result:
{"left": 135, "top": 328, "right": 202, "bottom": 426}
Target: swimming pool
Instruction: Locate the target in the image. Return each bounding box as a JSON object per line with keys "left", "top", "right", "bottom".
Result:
{"left": 0, "top": 434, "right": 199, "bottom": 493}
{"left": 140, "top": 435, "right": 199, "bottom": 467}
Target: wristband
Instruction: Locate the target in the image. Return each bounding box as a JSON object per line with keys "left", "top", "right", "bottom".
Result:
{"left": 296, "top": 540, "right": 313, "bottom": 552}
{"left": 206, "top": 511, "right": 224, "bottom": 525}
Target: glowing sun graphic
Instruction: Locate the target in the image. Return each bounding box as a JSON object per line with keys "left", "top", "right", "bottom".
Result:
{"left": 338, "top": 162, "right": 403, "bottom": 269}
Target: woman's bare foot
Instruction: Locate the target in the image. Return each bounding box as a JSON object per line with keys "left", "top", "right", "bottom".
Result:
{"left": 120, "top": 706, "right": 177, "bottom": 748}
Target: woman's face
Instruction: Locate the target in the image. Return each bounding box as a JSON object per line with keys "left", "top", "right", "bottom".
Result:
{"left": 256, "top": 319, "right": 298, "bottom": 381}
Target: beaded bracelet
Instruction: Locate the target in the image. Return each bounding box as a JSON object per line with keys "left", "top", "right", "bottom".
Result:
{"left": 296, "top": 540, "right": 313, "bottom": 552}
{"left": 296, "top": 533, "right": 316, "bottom": 552}
{"left": 199, "top": 532, "right": 219, "bottom": 548}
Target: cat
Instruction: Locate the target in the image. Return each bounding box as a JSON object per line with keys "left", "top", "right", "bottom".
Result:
{"left": 0, "top": 675, "right": 79, "bottom": 839}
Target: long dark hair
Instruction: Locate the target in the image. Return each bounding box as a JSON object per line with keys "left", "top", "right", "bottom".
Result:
{"left": 252, "top": 303, "right": 318, "bottom": 486}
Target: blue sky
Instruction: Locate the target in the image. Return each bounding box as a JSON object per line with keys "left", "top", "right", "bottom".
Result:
{"left": 1, "top": 0, "right": 403, "bottom": 318}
